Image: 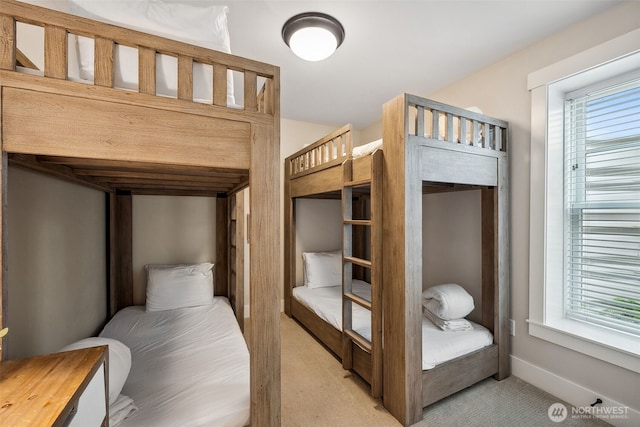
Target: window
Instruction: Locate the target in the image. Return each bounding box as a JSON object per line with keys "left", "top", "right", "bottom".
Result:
{"left": 527, "top": 29, "right": 640, "bottom": 373}
{"left": 564, "top": 79, "right": 640, "bottom": 336}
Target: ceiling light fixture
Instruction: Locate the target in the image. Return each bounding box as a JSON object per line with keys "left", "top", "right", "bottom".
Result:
{"left": 282, "top": 12, "right": 345, "bottom": 62}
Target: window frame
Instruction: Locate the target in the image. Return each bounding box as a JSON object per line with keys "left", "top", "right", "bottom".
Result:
{"left": 527, "top": 29, "right": 640, "bottom": 373}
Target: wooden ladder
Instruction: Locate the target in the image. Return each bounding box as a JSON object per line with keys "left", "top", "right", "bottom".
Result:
{"left": 341, "top": 151, "right": 383, "bottom": 398}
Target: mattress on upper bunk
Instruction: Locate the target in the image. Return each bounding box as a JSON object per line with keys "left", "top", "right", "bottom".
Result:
{"left": 15, "top": 0, "right": 238, "bottom": 106}
{"left": 292, "top": 283, "right": 493, "bottom": 370}
{"left": 100, "top": 297, "right": 249, "bottom": 427}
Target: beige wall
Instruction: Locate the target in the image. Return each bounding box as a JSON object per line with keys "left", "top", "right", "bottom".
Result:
{"left": 6, "top": 167, "right": 106, "bottom": 360}
{"left": 131, "top": 195, "right": 217, "bottom": 305}
{"left": 422, "top": 190, "right": 483, "bottom": 323}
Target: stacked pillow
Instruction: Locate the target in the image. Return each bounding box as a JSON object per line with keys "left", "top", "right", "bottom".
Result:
{"left": 422, "top": 283, "right": 475, "bottom": 332}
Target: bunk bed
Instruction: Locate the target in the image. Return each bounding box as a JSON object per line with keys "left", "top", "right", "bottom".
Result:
{"left": 284, "top": 95, "right": 509, "bottom": 426}
{"left": 0, "top": 1, "right": 280, "bottom": 425}
{"left": 284, "top": 124, "right": 384, "bottom": 397}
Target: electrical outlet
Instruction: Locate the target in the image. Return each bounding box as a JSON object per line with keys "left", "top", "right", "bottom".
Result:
{"left": 509, "top": 319, "right": 515, "bottom": 336}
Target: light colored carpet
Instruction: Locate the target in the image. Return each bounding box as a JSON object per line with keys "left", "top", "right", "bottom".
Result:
{"left": 252, "top": 313, "right": 611, "bottom": 426}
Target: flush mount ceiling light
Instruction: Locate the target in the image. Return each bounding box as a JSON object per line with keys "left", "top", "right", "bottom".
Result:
{"left": 282, "top": 12, "right": 345, "bottom": 62}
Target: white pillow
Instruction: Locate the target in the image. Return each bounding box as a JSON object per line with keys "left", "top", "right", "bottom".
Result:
{"left": 68, "top": 0, "right": 235, "bottom": 105}
{"left": 145, "top": 262, "right": 214, "bottom": 312}
{"left": 302, "top": 251, "right": 342, "bottom": 289}
{"left": 61, "top": 337, "right": 131, "bottom": 406}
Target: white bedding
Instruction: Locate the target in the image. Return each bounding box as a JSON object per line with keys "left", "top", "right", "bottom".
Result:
{"left": 293, "top": 283, "right": 493, "bottom": 370}
{"left": 100, "top": 298, "right": 249, "bottom": 427}
{"left": 293, "top": 280, "right": 372, "bottom": 340}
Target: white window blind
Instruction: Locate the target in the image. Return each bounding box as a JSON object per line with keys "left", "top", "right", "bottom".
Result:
{"left": 564, "top": 78, "right": 640, "bottom": 336}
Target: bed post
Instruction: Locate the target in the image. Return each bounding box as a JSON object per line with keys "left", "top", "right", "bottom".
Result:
{"left": 216, "top": 196, "right": 229, "bottom": 297}
{"left": 495, "top": 154, "right": 510, "bottom": 379}
{"left": 0, "top": 152, "right": 7, "bottom": 361}
{"left": 284, "top": 157, "right": 293, "bottom": 316}
{"left": 113, "top": 191, "right": 133, "bottom": 311}
{"left": 228, "top": 192, "right": 245, "bottom": 329}
{"left": 249, "top": 72, "right": 281, "bottom": 426}
{"left": 382, "top": 94, "right": 423, "bottom": 426}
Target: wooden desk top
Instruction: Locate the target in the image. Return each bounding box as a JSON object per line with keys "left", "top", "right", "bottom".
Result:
{"left": 0, "top": 346, "right": 107, "bottom": 427}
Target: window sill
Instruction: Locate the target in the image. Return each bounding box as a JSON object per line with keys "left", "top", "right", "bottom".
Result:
{"left": 527, "top": 319, "right": 640, "bottom": 373}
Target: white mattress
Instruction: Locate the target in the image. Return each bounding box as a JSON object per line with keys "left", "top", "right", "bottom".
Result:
{"left": 293, "top": 283, "right": 493, "bottom": 370}
{"left": 293, "top": 280, "right": 372, "bottom": 340}
{"left": 352, "top": 138, "right": 383, "bottom": 158}
{"left": 100, "top": 298, "right": 249, "bottom": 427}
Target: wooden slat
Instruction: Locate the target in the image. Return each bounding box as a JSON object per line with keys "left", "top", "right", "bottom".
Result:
{"left": 0, "top": 70, "right": 274, "bottom": 127}
{"left": 16, "top": 49, "right": 37, "bottom": 70}
{"left": 0, "top": 153, "right": 6, "bottom": 361}
{"left": 44, "top": 25, "right": 66, "bottom": 79}
{"left": 344, "top": 292, "right": 372, "bottom": 310}
{"left": 213, "top": 63, "right": 227, "bottom": 106}
{"left": 115, "top": 192, "right": 133, "bottom": 310}
{"left": 8, "top": 154, "right": 112, "bottom": 192}
{"left": 177, "top": 55, "right": 193, "bottom": 101}
{"left": 344, "top": 256, "right": 371, "bottom": 269}
{"left": 216, "top": 197, "right": 228, "bottom": 297}
{"left": 415, "top": 105, "right": 424, "bottom": 137}
{"left": 138, "top": 46, "right": 155, "bottom": 95}
{"left": 284, "top": 154, "right": 294, "bottom": 316}
{"left": 344, "top": 329, "right": 372, "bottom": 353}
{"left": 39, "top": 157, "right": 248, "bottom": 177}
{"left": 234, "top": 192, "right": 245, "bottom": 329}
{"left": 94, "top": 37, "right": 114, "bottom": 87}
{"left": 344, "top": 178, "right": 371, "bottom": 187}
{"left": 0, "top": 15, "right": 16, "bottom": 70}
{"left": 107, "top": 193, "right": 117, "bottom": 318}
{"left": 244, "top": 70, "right": 258, "bottom": 112}
{"left": 343, "top": 219, "right": 371, "bottom": 226}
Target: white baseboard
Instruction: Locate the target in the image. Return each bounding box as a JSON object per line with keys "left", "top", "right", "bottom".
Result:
{"left": 243, "top": 299, "right": 285, "bottom": 319}
{"left": 511, "top": 355, "right": 639, "bottom": 427}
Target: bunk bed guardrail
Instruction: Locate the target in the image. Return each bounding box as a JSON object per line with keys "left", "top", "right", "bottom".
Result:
{"left": 0, "top": 0, "right": 276, "bottom": 116}
{"left": 286, "top": 96, "right": 508, "bottom": 183}
{"left": 288, "top": 124, "right": 353, "bottom": 179}
{"left": 407, "top": 94, "right": 508, "bottom": 153}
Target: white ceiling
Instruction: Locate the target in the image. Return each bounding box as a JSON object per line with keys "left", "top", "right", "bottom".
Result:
{"left": 224, "top": 0, "right": 621, "bottom": 129}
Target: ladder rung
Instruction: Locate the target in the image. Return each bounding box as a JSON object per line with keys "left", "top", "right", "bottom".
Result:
{"left": 343, "top": 219, "right": 371, "bottom": 226}
{"left": 344, "top": 329, "right": 372, "bottom": 353}
{"left": 344, "top": 256, "right": 371, "bottom": 268}
{"left": 344, "top": 292, "right": 372, "bottom": 310}
{"left": 344, "top": 179, "right": 371, "bottom": 187}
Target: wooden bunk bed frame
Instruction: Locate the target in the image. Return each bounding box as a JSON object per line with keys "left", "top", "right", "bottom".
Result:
{"left": 0, "top": 1, "right": 280, "bottom": 425}
{"left": 284, "top": 94, "right": 510, "bottom": 426}
{"left": 284, "top": 124, "right": 384, "bottom": 397}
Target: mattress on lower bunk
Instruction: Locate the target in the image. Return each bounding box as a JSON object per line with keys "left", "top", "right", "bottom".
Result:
{"left": 293, "top": 280, "right": 372, "bottom": 340}
{"left": 293, "top": 283, "right": 493, "bottom": 370}
{"left": 100, "top": 297, "right": 250, "bottom": 427}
